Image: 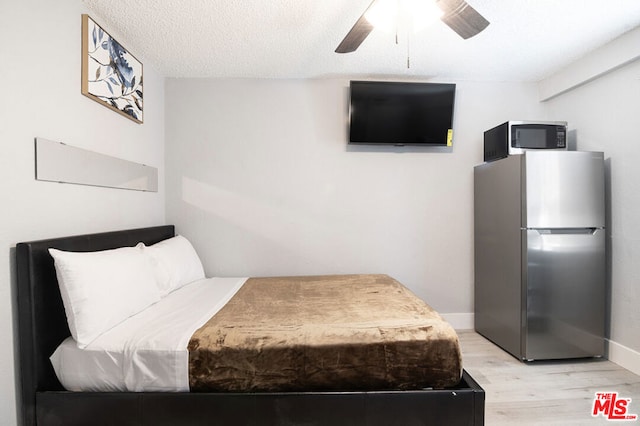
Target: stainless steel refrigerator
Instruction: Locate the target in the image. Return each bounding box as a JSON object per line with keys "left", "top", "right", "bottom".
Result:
{"left": 474, "top": 150, "right": 606, "bottom": 361}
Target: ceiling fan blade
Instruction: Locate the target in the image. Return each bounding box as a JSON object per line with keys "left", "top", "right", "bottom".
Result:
{"left": 436, "top": 0, "right": 489, "bottom": 39}
{"left": 335, "top": 1, "right": 376, "bottom": 53}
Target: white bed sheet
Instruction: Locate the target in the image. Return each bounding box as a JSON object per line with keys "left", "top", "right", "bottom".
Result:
{"left": 50, "top": 277, "right": 248, "bottom": 392}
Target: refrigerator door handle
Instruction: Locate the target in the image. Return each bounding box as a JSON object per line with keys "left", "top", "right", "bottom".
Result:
{"left": 530, "top": 228, "right": 601, "bottom": 235}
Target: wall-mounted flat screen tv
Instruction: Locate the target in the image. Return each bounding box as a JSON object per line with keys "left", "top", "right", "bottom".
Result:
{"left": 349, "top": 81, "right": 456, "bottom": 146}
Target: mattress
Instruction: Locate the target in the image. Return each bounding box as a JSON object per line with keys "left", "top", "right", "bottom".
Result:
{"left": 51, "top": 275, "right": 462, "bottom": 392}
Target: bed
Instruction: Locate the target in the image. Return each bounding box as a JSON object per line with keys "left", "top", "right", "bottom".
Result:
{"left": 16, "top": 225, "right": 484, "bottom": 426}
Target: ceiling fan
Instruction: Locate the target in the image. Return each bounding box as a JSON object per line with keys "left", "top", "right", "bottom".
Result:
{"left": 335, "top": 0, "right": 489, "bottom": 53}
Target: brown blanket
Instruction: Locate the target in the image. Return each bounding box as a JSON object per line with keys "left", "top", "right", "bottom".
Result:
{"left": 188, "top": 274, "right": 462, "bottom": 392}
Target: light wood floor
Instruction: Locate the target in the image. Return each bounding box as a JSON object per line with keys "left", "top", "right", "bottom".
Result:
{"left": 458, "top": 330, "right": 640, "bottom": 425}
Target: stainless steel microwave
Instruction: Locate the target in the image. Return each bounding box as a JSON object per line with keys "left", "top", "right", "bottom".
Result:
{"left": 483, "top": 121, "right": 568, "bottom": 162}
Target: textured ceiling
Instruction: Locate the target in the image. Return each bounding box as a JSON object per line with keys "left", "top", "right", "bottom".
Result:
{"left": 82, "top": 0, "right": 640, "bottom": 81}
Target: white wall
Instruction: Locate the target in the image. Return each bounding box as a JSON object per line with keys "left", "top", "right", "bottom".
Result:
{"left": 0, "top": 0, "right": 165, "bottom": 424}
{"left": 165, "top": 78, "right": 544, "bottom": 323}
{"left": 543, "top": 58, "right": 640, "bottom": 370}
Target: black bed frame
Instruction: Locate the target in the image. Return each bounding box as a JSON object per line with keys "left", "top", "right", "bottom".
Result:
{"left": 16, "top": 225, "right": 484, "bottom": 426}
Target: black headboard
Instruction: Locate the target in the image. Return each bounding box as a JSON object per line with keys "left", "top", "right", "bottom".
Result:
{"left": 15, "top": 225, "right": 175, "bottom": 424}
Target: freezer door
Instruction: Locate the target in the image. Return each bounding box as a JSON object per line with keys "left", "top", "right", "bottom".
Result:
{"left": 523, "top": 151, "right": 605, "bottom": 228}
{"left": 523, "top": 228, "right": 606, "bottom": 360}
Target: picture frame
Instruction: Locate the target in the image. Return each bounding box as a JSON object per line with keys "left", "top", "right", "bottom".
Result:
{"left": 81, "top": 14, "right": 143, "bottom": 124}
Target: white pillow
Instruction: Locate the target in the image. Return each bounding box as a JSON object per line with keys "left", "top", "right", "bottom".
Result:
{"left": 49, "top": 245, "right": 160, "bottom": 348}
{"left": 143, "top": 235, "right": 205, "bottom": 296}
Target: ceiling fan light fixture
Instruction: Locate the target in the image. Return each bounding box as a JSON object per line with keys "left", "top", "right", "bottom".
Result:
{"left": 335, "top": 0, "right": 487, "bottom": 54}
{"left": 411, "top": 0, "right": 445, "bottom": 31}
{"left": 364, "top": 0, "right": 398, "bottom": 32}
{"left": 365, "top": 0, "right": 444, "bottom": 32}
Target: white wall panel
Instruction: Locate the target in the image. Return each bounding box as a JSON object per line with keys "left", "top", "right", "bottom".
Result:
{"left": 165, "top": 78, "right": 543, "bottom": 315}
{"left": 0, "top": 1, "right": 165, "bottom": 423}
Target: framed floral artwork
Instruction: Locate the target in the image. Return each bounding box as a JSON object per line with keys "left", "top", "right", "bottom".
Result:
{"left": 81, "top": 14, "right": 143, "bottom": 124}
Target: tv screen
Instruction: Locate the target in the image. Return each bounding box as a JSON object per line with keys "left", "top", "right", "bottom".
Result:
{"left": 349, "top": 81, "right": 456, "bottom": 146}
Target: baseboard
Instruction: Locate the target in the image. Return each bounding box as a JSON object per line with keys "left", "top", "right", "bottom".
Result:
{"left": 441, "top": 313, "right": 475, "bottom": 331}
{"left": 607, "top": 339, "right": 640, "bottom": 377}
